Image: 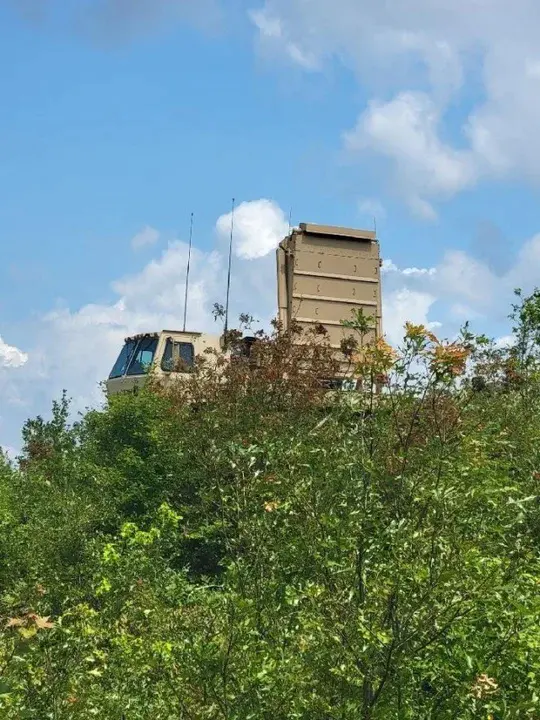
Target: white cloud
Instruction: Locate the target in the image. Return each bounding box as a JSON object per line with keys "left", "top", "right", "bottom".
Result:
{"left": 507, "top": 234, "right": 540, "bottom": 290}
{"left": 250, "top": 7, "right": 282, "bottom": 39}
{"left": 435, "top": 250, "right": 499, "bottom": 311}
{"left": 0, "top": 337, "right": 28, "bottom": 369}
{"left": 344, "top": 92, "right": 476, "bottom": 218}
{"left": 495, "top": 335, "right": 515, "bottom": 349}
{"left": 397, "top": 241, "right": 540, "bottom": 323}
{"left": 382, "top": 259, "right": 436, "bottom": 277}
{"left": 379, "top": 235, "right": 540, "bottom": 344}
{"left": 449, "top": 303, "right": 481, "bottom": 321}
{"left": 215, "top": 199, "right": 289, "bottom": 260}
{"left": 383, "top": 288, "right": 438, "bottom": 345}
{"left": 249, "top": 7, "right": 320, "bottom": 70}
{"left": 249, "top": 0, "right": 540, "bottom": 214}
{"left": 286, "top": 43, "right": 319, "bottom": 71}
{"left": 131, "top": 225, "right": 160, "bottom": 251}
{"left": 358, "top": 198, "right": 386, "bottom": 221}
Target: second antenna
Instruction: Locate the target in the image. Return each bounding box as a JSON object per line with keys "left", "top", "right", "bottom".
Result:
{"left": 182, "top": 212, "right": 194, "bottom": 333}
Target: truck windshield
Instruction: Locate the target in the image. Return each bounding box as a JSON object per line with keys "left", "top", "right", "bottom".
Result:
{"left": 109, "top": 336, "right": 158, "bottom": 379}
{"left": 109, "top": 339, "right": 138, "bottom": 379}
{"left": 126, "top": 337, "right": 158, "bottom": 376}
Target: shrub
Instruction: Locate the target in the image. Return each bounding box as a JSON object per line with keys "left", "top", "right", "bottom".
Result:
{"left": 1, "top": 298, "right": 539, "bottom": 718}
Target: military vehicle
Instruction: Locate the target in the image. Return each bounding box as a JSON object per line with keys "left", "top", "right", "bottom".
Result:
{"left": 106, "top": 330, "right": 225, "bottom": 395}
{"left": 106, "top": 222, "right": 383, "bottom": 397}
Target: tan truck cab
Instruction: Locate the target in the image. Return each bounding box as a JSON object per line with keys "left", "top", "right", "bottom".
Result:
{"left": 106, "top": 330, "right": 225, "bottom": 396}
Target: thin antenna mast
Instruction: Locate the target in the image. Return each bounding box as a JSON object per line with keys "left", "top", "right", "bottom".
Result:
{"left": 288, "top": 207, "right": 293, "bottom": 234}
{"left": 182, "top": 212, "right": 194, "bottom": 332}
{"left": 224, "top": 197, "right": 235, "bottom": 336}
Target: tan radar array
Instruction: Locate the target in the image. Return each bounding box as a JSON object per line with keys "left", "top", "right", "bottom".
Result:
{"left": 276, "top": 223, "right": 383, "bottom": 351}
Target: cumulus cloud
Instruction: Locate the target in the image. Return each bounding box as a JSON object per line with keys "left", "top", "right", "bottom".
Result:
{"left": 131, "top": 226, "right": 160, "bottom": 251}
{"left": 249, "top": 0, "right": 540, "bottom": 214}
{"left": 383, "top": 288, "right": 439, "bottom": 346}
{"left": 380, "top": 235, "right": 540, "bottom": 343}
{"left": 0, "top": 337, "right": 28, "bottom": 369}
{"left": 344, "top": 92, "right": 476, "bottom": 218}
{"left": 215, "top": 199, "right": 289, "bottom": 260}
{"left": 382, "top": 259, "right": 436, "bottom": 277}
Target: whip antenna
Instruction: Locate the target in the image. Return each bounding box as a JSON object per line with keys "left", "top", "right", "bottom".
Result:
{"left": 224, "top": 197, "right": 235, "bottom": 336}
{"left": 182, "top": 212, "right": 194, "bottom": 332}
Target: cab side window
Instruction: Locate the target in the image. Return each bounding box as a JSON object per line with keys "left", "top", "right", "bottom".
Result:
{"left": 161, "top": 340, "right": 195, "bottom": 372}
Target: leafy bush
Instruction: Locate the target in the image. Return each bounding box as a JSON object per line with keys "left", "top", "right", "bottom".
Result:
{"left": 0, "top": 294, "right": 539, "bottom": 718}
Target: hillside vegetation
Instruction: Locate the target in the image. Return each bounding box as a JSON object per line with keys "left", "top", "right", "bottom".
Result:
{"left": 0, "top": 292, "right": 539, "bottom": 719}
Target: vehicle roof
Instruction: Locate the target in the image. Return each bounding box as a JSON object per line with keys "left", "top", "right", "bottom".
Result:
{"left": 124, "top": 330, "right": 210, "bottom": 343}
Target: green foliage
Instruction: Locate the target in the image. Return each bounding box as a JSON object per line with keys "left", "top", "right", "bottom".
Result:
{"left": 0, "top": 299, "right": 540, "bottom": 718}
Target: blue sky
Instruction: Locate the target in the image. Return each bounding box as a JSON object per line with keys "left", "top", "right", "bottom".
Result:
{"left": 2, "top": 0, "right": 540, "bottom": 453}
